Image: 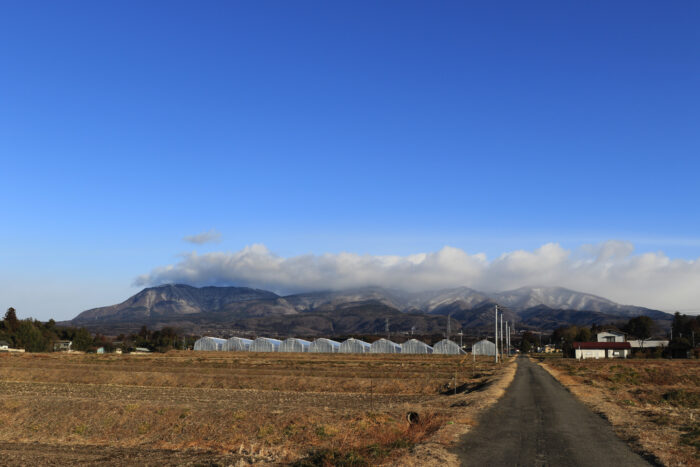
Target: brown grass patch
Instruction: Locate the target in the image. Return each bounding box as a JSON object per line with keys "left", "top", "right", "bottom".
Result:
{"left": 0, "top": 351, "right": 510, "bottom": 465}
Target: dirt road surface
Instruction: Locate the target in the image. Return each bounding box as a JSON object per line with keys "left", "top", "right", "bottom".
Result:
{"left": 454, "top": 356, "right": 652, "bottom": 467}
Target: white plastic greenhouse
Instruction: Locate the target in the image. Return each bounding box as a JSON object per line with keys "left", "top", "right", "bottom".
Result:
{"left": 339, "top": 338, "right": 371, "bottom": 353}
{"left": 370, "top": 338, "right": 402, "bottom": 354}
{"left": 433, "top": 339, "right": 465, "bottom": 355}
{"left": 249, "top": 337, "right": 282, "bottom": 352}
{"left": 224, "top": 337, "right": 253, "bottom": 352}
{"left": 194, "top": 336, "right": 227, "bottom": 351}
{"left": 279, "top": 338, "right": 311, "bottom": 353}
{"left": 401, "top": 339, "right": 434, "bottom": 354}
{"left": 472, "top": 339, "right": 496, "bottom": 356}
{"left": 309, "top": 338, "right": 340, "bottom": 353}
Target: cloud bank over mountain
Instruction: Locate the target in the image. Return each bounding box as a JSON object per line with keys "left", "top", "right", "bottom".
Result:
{"left": 135, "top": 241, "right": 700, "bottom": 312}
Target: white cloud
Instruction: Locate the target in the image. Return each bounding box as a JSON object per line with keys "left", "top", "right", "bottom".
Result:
{"left": 134, "top": 241, "right": 700, "bottom": 312}
{"left": 183, "top": 229, "right": 221, "bottom": 244}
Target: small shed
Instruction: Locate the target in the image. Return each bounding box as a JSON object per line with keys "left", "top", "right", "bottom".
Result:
{"left": 53, "top": 340, "right": 72, "bottom": 352}
{"left": 309, "top": 338, "right": 341, "bottom": 353}
{"left": 225, "top": 337, "right": 253, "bottom": 352}
{"left": 401, "top": 339, "right": 433, "bottom": 354}
{"left": 194, "top": 337, "right": 226, "bottom": 351}
{"left": 370, "top": 338, "right": 402, "bottom": 354}
{"left": 279, "top": 338, "right": 312, "bottom": 353}
{"left": 249, "top": 337, "right": 282, "bottom": 352}
{"left": 339, "top": 338, "right": 371, "bottom": 353}
{"left": 433, "top": 339, "right": 464, "bottom": 355}
{"left": 472, "top": 339, "right": 496, "bottom": 356}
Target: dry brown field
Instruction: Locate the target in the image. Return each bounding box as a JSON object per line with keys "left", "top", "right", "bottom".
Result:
{"left": 539, "top": 357, "right": 700, "bottom": 466}
{"left": 0, "top": 351, "right": 514, "bottom": 466}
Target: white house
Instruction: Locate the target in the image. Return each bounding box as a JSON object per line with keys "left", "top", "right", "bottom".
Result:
{"left": 596, "top": 331, "right": 626, "bottom": 343}
{"left": 574, "top": 342, "right": 631, "bottom": 359}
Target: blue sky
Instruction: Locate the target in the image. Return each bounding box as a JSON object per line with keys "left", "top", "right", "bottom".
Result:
{"left": 2, "top": 1, "right": 699, "bottom": 320}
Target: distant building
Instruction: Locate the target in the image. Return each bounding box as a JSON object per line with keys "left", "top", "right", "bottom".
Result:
{"left": 53, "top": 340, "right": 72, "bottom": 352}
{"left": 574, "top": 342, "right": 631, "bottom": 359}
{"left": 132, "top": 347, "right": 151, "bottom": 354}
{"left": 596, "top": 331, "right": 626, "bottom": 343}
{"left": 0, "top": 340, "right": 9, "bottom": 350}
{"left": 628, "top": 339, "right": 669, "bottom": 349}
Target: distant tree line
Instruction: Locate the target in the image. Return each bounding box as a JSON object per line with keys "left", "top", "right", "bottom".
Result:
{"left": 1, "top": 307, "right": 93, "bottom": 352}
{"left": 1, "top": 307, "right": 196, "bottom": 353}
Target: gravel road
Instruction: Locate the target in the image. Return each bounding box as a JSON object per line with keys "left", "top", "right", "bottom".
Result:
{"left": 454, "top": 356, "right": 652, "bottom": 467}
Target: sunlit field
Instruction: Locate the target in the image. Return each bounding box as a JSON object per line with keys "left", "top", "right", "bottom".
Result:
{"left": 0, "top": 351, "right": 510, "bottom": 465}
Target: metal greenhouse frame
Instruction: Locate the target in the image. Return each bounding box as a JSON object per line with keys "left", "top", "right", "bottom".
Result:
{"left": 249, "top": 337, "right": 282, "bottom": 352}
{"left": 433, "top": 339, "right": 464, "bottom": 355}
{"left": 309, "top": 338, "right": 340, "bottom": 353}
{"left": 472, "top": 339, "right": 496, "bottom": 356}
{"left": 401, "top": 339, "right": 433, "bottom": 354}
{"left": 224, "top": 337, "right": 253, "bottom": 352}
{"left": 279, "top": 337, "right": 311, "bottom": 353}
{"left": 194, "top": 336, "right": 227, "bottom": 351}
{"left": 370, "top": 338, "right": 401, "bottom": 354}
{"left": 339, "top": 338, "right": 371, "bottom": 353}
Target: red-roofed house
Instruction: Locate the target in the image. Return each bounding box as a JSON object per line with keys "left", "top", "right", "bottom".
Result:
{"left": 574, "top": 342, "right": 631, "bottom": 359}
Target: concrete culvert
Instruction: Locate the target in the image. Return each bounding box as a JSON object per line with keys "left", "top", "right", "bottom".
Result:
{"left": 406, "top": 411, "right": 420, "bottom": 424}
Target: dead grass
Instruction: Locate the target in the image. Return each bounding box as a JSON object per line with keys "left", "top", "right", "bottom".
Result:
{"left": 537, "top": 357, "right": 700, "bottom": 466}
{"left": 0, "top": 351, "right": 512, "bottom": 465}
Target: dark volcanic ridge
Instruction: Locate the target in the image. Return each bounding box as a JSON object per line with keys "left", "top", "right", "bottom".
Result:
{"left": 66, "top": 284, "right": 673, "bottom": 335}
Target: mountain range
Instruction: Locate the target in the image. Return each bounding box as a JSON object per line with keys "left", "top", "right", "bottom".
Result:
{"left": 67, "top": 284, "right": 673, "bottom": 336}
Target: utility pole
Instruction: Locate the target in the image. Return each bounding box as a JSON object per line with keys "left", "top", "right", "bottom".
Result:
{"left": 459, "top": 330, "right": 463, "bottom": 350}
{"left": 447, "top": 313, "right": 452, "bottom": 340}
{"left": 500, "top": 313, "right": 504, "bottom": 361}
{"left": 495, "top": 305, "right": 499, "bottom": 363}
{"left": 385, "top": 318, "right": 390, "bottom": 340}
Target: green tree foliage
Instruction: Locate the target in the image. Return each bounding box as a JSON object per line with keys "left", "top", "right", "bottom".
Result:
{"left": 15, "top": 320, "right": 49, "bottom": 352}
{"left": 4, "top": 307, "right": 19, "bottom": 333}
{"left": 0, "top": 308, "right": 191, "bottom": 353}
{"left": 71, "top": 328, "right": 94, "bottom": 351}
{"left": 520, "top": 331, "right": 536, "bottom": 353}
{"left": 669, "top": 312, "right": 700, "bottom": 356}
{"left": 624, "top": 316, "right": 654, "bottom": 344}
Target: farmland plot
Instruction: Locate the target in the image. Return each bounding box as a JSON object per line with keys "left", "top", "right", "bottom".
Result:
{"left": 0, "top": 351, "right": 514, "bottom": 465}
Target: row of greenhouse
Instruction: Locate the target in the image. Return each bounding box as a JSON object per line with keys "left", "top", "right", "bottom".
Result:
{"left": 193, "top": 336, "right": 497, "bottom": 355}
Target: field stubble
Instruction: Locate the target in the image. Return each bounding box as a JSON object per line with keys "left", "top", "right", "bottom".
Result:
{"left": 0, "top": 351, "right": 513, "bottom": 465}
